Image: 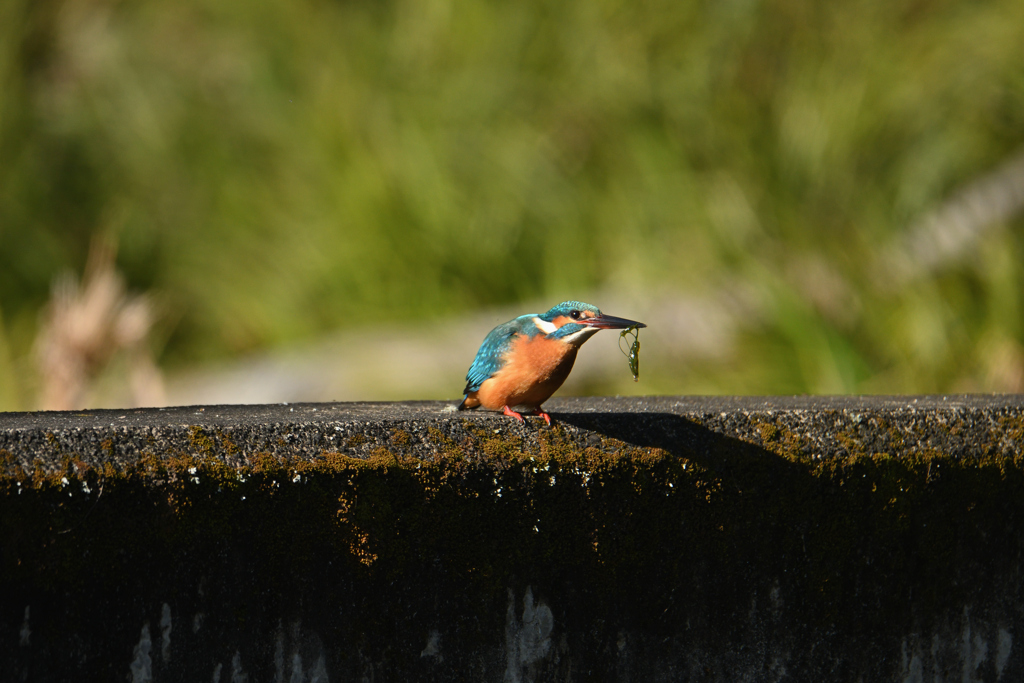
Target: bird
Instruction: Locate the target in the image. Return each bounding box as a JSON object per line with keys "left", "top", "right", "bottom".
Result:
{"left": 457, "top": 301, "right": 647, "bottom": 425}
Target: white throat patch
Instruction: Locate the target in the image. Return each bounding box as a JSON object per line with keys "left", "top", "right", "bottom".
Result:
{"left": 559, "top": 326, "right": 600, "bottom": 346}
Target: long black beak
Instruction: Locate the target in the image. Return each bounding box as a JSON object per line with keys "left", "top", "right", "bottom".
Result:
{"left": 579, "top": 314, "right": 647, "bottom": 330}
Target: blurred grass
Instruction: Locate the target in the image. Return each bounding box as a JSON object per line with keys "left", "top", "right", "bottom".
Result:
{"left": 2, "top": 0, "right": 1024, "bottom": 405}
{"left": 0, "top": 307, "right": 17, "bottom": 411}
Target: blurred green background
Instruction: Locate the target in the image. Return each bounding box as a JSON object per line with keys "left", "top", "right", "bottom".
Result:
{"left": 2, "top": 0, "right": 1024, "bottom": 410}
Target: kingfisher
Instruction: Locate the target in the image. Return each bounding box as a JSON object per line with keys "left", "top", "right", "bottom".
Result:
{"left": 457, "top": 301, "right": 647, "bottom": 425}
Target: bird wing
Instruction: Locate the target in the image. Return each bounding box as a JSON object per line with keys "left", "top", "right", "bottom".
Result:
{"left": 463, "top": 317, "right": 531, "bottom": 394}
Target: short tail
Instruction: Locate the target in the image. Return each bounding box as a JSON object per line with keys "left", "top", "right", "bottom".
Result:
{"left": 458, "top": 394, "right": 480, "bottom": 411}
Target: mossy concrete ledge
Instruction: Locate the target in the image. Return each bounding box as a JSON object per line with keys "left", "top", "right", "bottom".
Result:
{"left": 2, "top": 395, "right": 1024, "bottom": 682}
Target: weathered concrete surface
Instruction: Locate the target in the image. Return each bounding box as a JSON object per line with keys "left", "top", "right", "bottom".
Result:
{"left": 2, "top": 395, "right": 1024, "bottom": 682}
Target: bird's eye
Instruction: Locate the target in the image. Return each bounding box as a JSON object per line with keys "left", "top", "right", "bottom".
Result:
{"left": 570, "top": 310, "right": 581, "bottom": 320}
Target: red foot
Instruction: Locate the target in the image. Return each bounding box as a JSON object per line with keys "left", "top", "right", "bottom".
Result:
{"left": 532, "top": 408, "right": 553, "bottom": 426}
{"left": 502, "top": 405, "right": 526, "bottom": 422}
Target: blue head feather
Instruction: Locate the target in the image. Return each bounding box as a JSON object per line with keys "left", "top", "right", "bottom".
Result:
{"left": 540, "top": 301, "right": 601, "bottom": 341}
{"left": 538, "top": 301, "right": 601, "bottom": 322}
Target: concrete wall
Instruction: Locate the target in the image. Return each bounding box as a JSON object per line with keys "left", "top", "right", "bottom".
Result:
{"left": 1, "top": 395, "right": 1023, "bottom": 682}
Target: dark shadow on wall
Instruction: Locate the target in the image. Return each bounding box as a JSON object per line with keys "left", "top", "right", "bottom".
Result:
{"left": 551, "top": 410, "right": 1024, "bottom": 681}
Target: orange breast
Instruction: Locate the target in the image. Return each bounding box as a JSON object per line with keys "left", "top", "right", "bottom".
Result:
{"left": 473, "top": 335, "right": 578, "bottom": 410}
